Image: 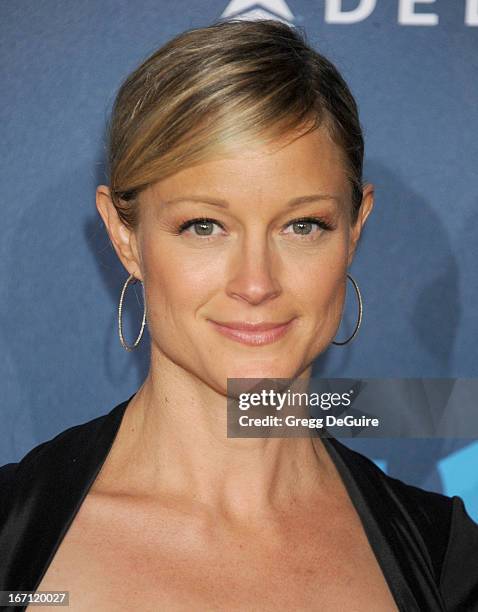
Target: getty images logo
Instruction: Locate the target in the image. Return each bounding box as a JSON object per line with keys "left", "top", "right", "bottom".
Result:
{"left": 220, "top": 0, "right": 478, "bottom": 26}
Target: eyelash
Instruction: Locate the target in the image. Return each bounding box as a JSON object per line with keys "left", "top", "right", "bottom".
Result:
{"left": 176, "top": 216, "right": 335, "bottom": 240}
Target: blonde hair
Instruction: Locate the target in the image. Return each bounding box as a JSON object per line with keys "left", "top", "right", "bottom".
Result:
{"left": 107, "top": 19, "right": 365, "bottom": 229}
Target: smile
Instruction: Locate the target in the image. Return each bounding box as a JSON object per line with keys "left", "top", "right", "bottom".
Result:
{"left": 207, "top": 318, "right": 296, "bottom": 346}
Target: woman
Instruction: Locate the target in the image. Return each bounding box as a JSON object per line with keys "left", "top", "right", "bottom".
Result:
{"left": 1, "top": 19, "right": 477, "bottom": 612}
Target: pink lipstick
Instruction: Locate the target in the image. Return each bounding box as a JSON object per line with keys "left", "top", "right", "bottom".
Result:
{"left": 207, "top": 318, "right": 296, "bottom": 346}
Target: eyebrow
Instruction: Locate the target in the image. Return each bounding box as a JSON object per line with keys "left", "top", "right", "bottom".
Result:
{"left": 161, "top": 194, "right": 340, "bottom": 208}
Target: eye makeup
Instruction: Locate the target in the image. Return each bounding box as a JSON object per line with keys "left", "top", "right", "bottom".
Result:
{"left": 174, "top": 215, "right": 336, "bottom": 239}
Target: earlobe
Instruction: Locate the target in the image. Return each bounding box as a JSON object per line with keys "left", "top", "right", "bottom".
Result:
{"left": 95, "top": 185, "right": 142, "bottom": 280}
{"left": 347, "top": 236, "right": 359, "bottom": 267}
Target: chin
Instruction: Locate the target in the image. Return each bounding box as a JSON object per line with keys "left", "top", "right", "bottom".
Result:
{"left": 221, "top": 359, "right": 301, "bottom": 382}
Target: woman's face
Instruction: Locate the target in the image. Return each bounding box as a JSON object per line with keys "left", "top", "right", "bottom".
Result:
{"left": 107, "top": 126, "right": 373, "bottom": 391}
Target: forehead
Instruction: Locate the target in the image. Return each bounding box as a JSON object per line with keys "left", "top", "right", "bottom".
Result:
{"left": 146, "top": 126, "right": 350, "bottom": 207}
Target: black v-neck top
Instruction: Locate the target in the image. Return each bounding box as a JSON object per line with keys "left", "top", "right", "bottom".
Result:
{"left": 0, "top": 394, "right": 477, "bottom": 611}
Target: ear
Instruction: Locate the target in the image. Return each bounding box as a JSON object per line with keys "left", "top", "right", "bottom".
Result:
{"left": 347, "top": 183, "right": 375, "bottom": 267}
{"left": 95, "top": 185, "right": 143, "bottom": 281}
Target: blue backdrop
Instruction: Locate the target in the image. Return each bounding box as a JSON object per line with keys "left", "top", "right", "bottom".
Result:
{"left": 1, "top": 1, "right": 477, "bottom": 520}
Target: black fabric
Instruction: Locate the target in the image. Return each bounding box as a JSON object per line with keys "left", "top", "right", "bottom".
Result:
{"left": 0, "top": 394, "right": 477, "bottom": 611}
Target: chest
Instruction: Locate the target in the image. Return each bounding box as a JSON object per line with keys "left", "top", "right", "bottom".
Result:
{"left": 32, "top": 496, "right": 399, "bottom": 612}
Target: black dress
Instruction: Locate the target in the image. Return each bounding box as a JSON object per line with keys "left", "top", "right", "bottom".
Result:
{"left": 0, "top": 394, "right": 477, "bottom": 611}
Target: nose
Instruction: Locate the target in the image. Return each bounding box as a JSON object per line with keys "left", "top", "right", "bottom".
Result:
{"left": 225, "top": 232, "right": 282, "bottom": 306}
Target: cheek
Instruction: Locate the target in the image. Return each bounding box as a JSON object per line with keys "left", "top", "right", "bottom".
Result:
{"left": 141, "top": 240, "right": 226, "bottom": 313}
{"left": 292, "top": 269, "right": 346, "bottom": 325}
{"left": 285, "top": 240, "right": 348, "bottom": 310}
{"left": 140, "top": 227, "right": 349, "bottom": 317}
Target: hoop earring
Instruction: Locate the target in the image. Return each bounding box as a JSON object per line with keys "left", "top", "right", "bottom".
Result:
{"left": 118, "top": 273, "right": 147, "bottom": 351}
{"left": 332, "top": 273, "right": 363, "bottom": 346}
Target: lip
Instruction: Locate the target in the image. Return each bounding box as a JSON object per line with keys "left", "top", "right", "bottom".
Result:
{"left": 207, "top": 318, "right": 296, "bottom": 346}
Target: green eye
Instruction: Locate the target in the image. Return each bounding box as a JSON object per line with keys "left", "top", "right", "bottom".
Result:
{"left": 292, "top": 220, "right": 315, "bottom": 234}
{"left": 178, "top": 217, "right": 223, "bottom": 236}
{"left": 192, "top": 220, "right": 214, "bottom": 235}
{"left": 176, "top": 215, "right": 335, "bottom": 239}
{"left": 284, "top": 216, "right": 334, "bottom": 235}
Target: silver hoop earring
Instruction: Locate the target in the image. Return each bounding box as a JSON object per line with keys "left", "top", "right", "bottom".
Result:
{"left": 332, "top": 273, "right": 363, "bottom": 346}
{"left": 118, "top": 273, "right": 147, "bottom": 351}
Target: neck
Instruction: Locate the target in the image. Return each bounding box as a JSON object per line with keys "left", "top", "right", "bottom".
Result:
{"left": 107, "top": 345, "right": 333, "bottom": 525}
